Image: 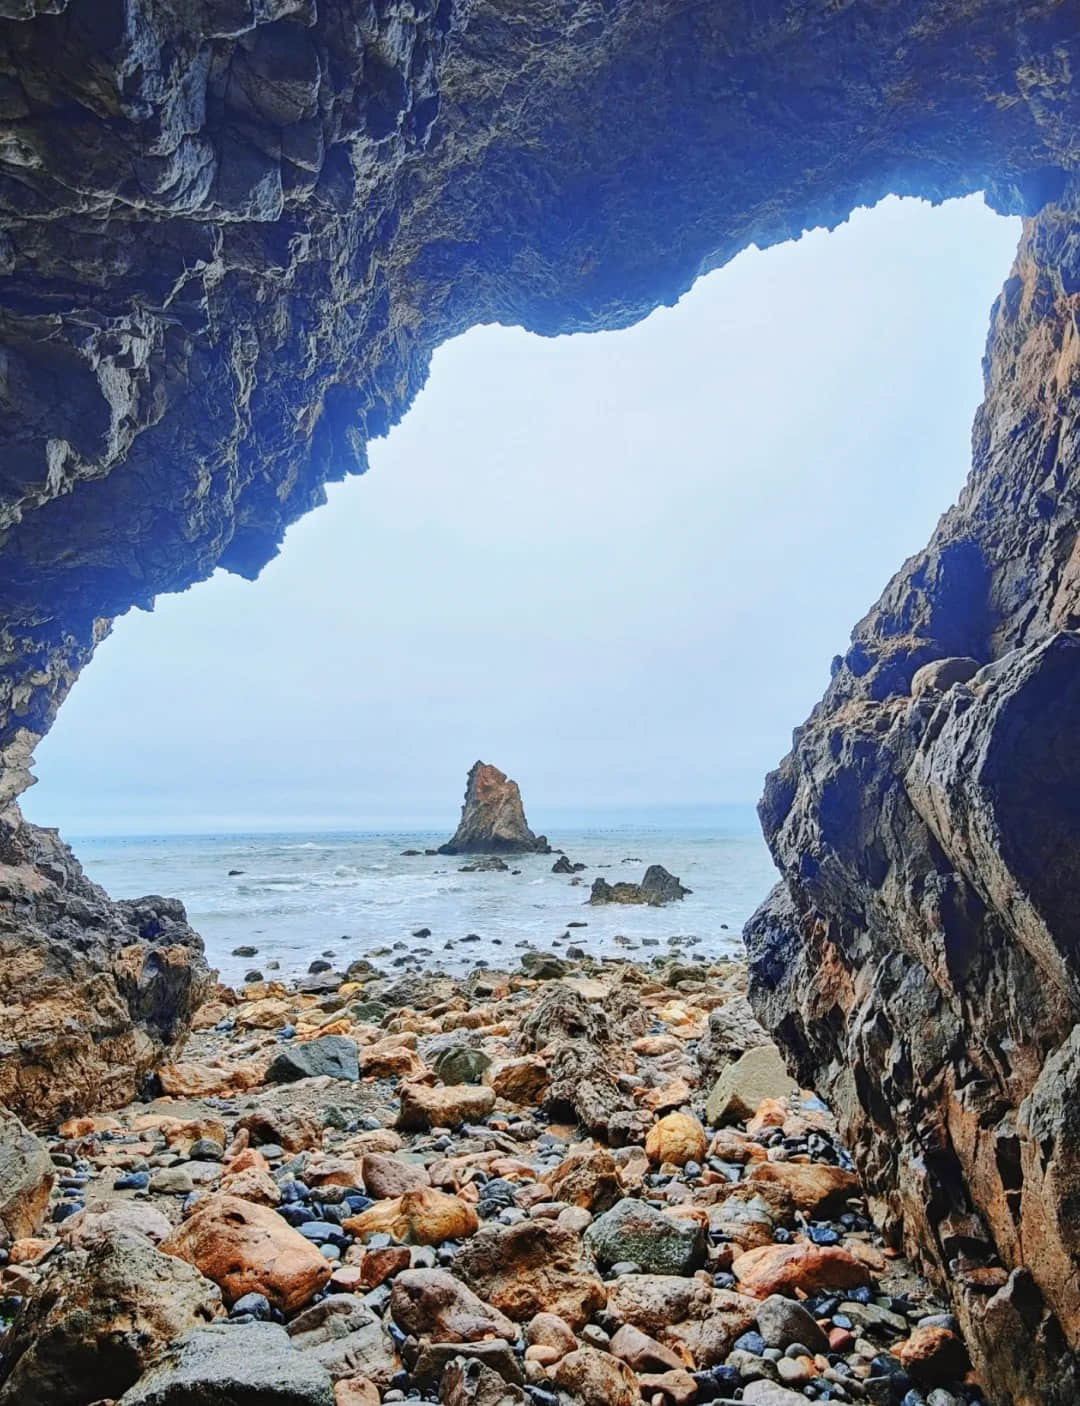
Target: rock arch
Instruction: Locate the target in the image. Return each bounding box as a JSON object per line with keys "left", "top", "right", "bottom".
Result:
{"left": 0, "top": 1, "right": 1078, "bottom": 1399}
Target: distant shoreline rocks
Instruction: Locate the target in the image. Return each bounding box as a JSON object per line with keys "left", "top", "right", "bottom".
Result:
{"left": 589, "top": 864, "right": 691, "bottom": 906}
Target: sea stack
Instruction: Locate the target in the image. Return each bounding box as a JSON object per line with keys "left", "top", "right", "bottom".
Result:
{"left": 438, "top": 761, "right": 550, "bottom": 855}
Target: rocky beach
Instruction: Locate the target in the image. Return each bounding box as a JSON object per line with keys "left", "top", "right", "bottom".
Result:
{"left": 0, "top": 949, "right": 982, "bottom": 1406}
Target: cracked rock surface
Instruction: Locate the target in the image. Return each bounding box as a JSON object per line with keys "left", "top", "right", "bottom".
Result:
{"left": 0, "top": 2, "right": 1079, "bottom": 1401}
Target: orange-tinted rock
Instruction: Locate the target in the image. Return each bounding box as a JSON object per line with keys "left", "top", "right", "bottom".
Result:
{"left": 639, "top": 1369, "right": 699, "bottom": 1404}
{"left": 609, "top": 1322, "right": 684, "bottom": 1371}
{"left": 158, "top": 1060, "right": 265, "bottom": 1097}
{"left": 645, "top": 1112, "right": 707, "bottom": 1167}
{"left": 542, "top": 1146, "right": 621, "bottom": 1211}
{"left": 525, "top": 1311, "right": 578, "bottom": 1357}
{"left": 397, "top": 1081, "right": 496, "bottom": 1131}
{"left": 894, "top": 1325, "right": 970, "bottom": 1385}
{"left": 360, "top": 1245, "right": 412, "bottom": 1287}
{"left": 551, "top": 1347, "right": 639, "bottom": 1406}
{"left": 485, "top": 1057, "right": 551, "bottom": 1105}
{"left": 389, "top": 1267, "right": 517, "bottom": 1342}
{"left": 160, "top": 1194, "right": 332, "bottom": 1313}
{"left": 0, "top": 1108, "right": 54, "bottom": 1240}
{"left": 335, "top": 1378, "right": 381, "bottom": 1406}
{"left": 236, "top": 1108, "right": 323, "bottom": 1153}
{"left": 744, "top": 1161, "right": 860, "bottom": 1217}
{"left": 344, "top": 1187, "right": 478, "bottom": 1245}
{"left": 731, "top": 1242, "right": 871, "bottom": 1298}
{"left": 457, "top": 1221, "right": 606, "bottom": 1330}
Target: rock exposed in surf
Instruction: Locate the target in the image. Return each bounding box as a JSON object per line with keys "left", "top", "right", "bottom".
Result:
{"left": 438, "top": 762, "right": 550, "bottom": 855}
{"left": 589, "top": 865, "right": 691, "bottom": 906}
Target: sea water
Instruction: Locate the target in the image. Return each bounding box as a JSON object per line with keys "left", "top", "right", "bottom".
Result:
{"left": 68, "top": 814, "right": 777, "bottom": 986}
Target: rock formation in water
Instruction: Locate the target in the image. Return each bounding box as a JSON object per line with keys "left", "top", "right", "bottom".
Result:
{"left": 589, "top": 866, "right": 690, "bottom": 906}
{"left": 438, "top": 763, "right": 549, "bottom": 855}
{"left": 0, "top": 0, "right": 1077, "bottom": 1396}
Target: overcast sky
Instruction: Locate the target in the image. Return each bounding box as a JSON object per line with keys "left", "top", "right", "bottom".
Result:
{"left": 24, "top": 195, "right": 1020, "bottom": 836}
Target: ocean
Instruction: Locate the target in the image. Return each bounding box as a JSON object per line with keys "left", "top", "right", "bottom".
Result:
{"left": 68, "top": 813, "right": 777, "bottom": 986}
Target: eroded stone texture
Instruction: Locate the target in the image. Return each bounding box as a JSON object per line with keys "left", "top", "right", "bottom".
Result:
{"left": 748, "top": 204, "right": 1080, "bottom": 1405}
{"left": 0, "top": 815, "right": 211, "bottom": 1127}
{"left": 0, "top": 0, "right": 1079, "bottom": 1397}
{"left": 439, "top": 762, "right": 548, "bottom": 855}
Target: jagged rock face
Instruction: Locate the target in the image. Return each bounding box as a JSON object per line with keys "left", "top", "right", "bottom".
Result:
{"left": 0, "top": 0, "right": 1077, "bottom": 1394}
{"left": 439, "top": 762, "right": 548, "bottom": 855}
{"left": 747, "top": 203, "right": 1080, "bottom": 1405}
{"left": 0, "top": 810, "right": 211, "bottom": 1127}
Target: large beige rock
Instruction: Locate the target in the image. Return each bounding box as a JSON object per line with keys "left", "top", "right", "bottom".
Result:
{"left": 541, "top": 1146, "right": 621, "bottom": 1211}
{"left": 705, "top": 1045, "right": 796, "bottom": 1125}
{"left": 0, "top": 1106, "right": 54, "bottom": 1240}
{"left": 344, "top": 1187, "right": 478, "bottom": 1245}
{"left": 160, "top": 1194, "right": 332, "bottom": 1313}
{"left": 644, "top": 1112, "right": 707, "bottom": 1167}
{"left": 397, "top": 1081, "right": 496, "bottom": 1131}
{"left": 0, "top": 1232, "right": 221, "bottom": 1406}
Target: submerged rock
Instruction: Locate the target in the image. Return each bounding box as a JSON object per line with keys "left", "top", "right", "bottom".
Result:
{"left": 438, "top": 762, "right": 550, "bottom": 855}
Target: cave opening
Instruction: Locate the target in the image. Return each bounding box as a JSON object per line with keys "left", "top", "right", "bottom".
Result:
{"left": 19, "top": 194, "right": 1020, "bottom": 983}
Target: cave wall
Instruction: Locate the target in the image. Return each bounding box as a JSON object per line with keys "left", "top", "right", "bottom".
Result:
{"left": 0, "top": 0, "right": 1078, "bottom": 1397}
{"left": 748, "top": 199, "right": 1080, "bottom": 1405}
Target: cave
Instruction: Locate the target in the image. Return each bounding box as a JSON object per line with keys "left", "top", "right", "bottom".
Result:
{"left": 0, "top": 2, "right": 1079, "bottom": 1401}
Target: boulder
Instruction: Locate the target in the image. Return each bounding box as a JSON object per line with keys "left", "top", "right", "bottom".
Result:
{"left": 361, "top": 1152, "right": 431, "bottom": 1199}
{"left": 438, "top": 762, "right": 549, "bottom": 854}
{"left": 237, "top": 1109, "right": 323, "bottom": 1153}
{"left": 456, "top": 1221, "right": 606, "bottom": 1329}
{"left": 894, "top": 1324, "right": 970, "bottom": 1385}
{"left": 731, "top": 1242, "right": 872, "bottom": 1298}
{"left": 744, "top": 1161, "right": 860, "bottom": 1217}
{"left": 704, "top": 1045, "right": 797, "bottom": 1125}
{"left": 433, "top": 1045, "right": 494, "bottom": 1085}
{"left": 696, "top": 999, "right": 772, "bottom": 1086}
{"left": 160, "top": 1194, "right": 332, "bottom": 1313}
{"left": 59, "top": 1200, "right": 173, "bottom": 1248}
{"left": 644, "top": 1112, "right": 707, "bottom": 1168}
{"left": 397, "top": 1081, "right": 496, "bottom": 1130}
{"left": 0, "top": 1232, "right": 221, "bottom": 1406}
{"left": 484, "top": 1057, "right": 550, "bottom": 1105}
{"left": 117, "top": 1321, "right": 334, "bottom": 1404}
{"left": 266, "top": 1036, "right": 359, "bottom": 1084}
{"left": 588, "top": 866, "right": 690, "bottom": 906}
{"left": 550, "top": 1348, "right": 639, "bottom": 1406}
{"left": 286, "top": 1295, "right": 396, "bottom": 1384}
{"left": 0, "top": 1105, "right": 54, "bottom": 1239}
{"left": 344, "top": 1187, "right": 478, "bottom": 1245}
{"left": 440, "top": 1357, "right": 528, "bottom": 1406}
{"left": 541, "top": 1146, "right": 622, "bottom": 1212}
{"left": 389, "top": 1268, "right": 516, "bottom": 1343}
{"left": 0, "top": 819, "right": 211, "bottom": 1128}
{"left": 754, "top": 1293, "right": 830, "bottom": 1353}
{"left": 519, "top": 984, "right": 610, "bottom": 1050}
{"left": 585, "top": 1198, "right": 706, "bottom": 1276}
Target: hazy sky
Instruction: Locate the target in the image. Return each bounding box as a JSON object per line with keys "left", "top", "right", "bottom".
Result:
{"left": 24, "top": 195, "right": 1020, "bottom": 836}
